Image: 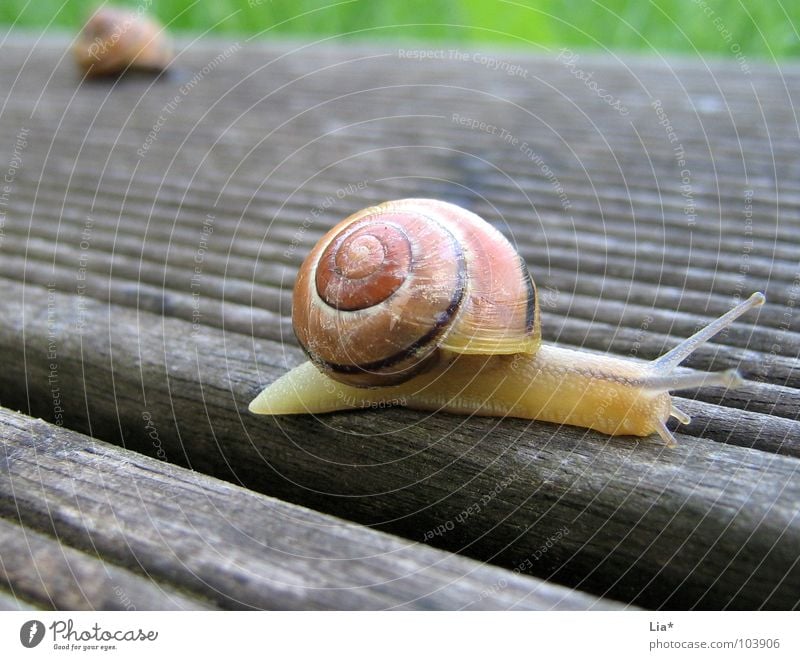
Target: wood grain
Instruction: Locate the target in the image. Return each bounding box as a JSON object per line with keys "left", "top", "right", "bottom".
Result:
{"left": 0, "top": 517, "right": 214, "bottom": 610}
{"left": 0, "top": 590, "right": 34, "bottom": 610}
{"left": 0, "top": 37, "right": 798, "bottom": 610}
{"left": 0, "top": 406, "right": 613, "bottom": 610}
{"left": 1, "top": 279, "right": 796, "bottom": 610}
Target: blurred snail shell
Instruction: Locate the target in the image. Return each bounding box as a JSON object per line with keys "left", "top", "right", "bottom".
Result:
{"left": 250, "top": 198, "right": 765, "bottom": 447}
{"left": 74, "top": 7, "right": 171, "bottom": 77}
{"left": 293, "top": 199, "right": 540, "bottom": 387}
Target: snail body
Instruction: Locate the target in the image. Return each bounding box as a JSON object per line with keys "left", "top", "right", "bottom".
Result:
{"left": 250, "top": 348, "right": 672, "bottom": 437}
{"left": 250, "top": 199, "right": 764, "bottom": 446}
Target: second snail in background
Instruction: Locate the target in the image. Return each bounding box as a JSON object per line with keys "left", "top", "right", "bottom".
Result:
{"left": 73, "top": 7, "right": 172, "bottom": 77}
{"left": 249, "top": 198, "right": 765, "bottom": 446}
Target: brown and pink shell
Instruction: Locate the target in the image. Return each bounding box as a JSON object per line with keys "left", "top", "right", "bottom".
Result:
{"left": 74, "top": 7, "right": 172, "bottom": 77}
{"left": 292, "top": 199, "right": 541, "bottom": 387}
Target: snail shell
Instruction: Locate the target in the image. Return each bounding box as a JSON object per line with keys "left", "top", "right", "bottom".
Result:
{"left": 292, "top": 198, "right": 541, "bottom": 387}
{"left": 74, "top": 7, "right": 172, "bottom": 77}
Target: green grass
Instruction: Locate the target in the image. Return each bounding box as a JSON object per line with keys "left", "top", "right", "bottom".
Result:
{"left": 2, "top": 0, "right": 798, "bottom": 58}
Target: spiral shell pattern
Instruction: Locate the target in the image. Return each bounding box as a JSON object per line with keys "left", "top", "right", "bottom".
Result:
{"left": 293, "top": 199, "right": 540, "bottom": 387}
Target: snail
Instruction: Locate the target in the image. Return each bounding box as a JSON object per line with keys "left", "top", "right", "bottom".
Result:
{"left": 249, "top": 199, "right": 765, "bottom": 446}
{"left": 74, "top": 7, "right": 172, "bottom": 77}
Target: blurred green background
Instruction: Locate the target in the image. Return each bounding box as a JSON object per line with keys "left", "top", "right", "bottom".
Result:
{"left": 2, "top": 0, "right": 798, "bottom": 58}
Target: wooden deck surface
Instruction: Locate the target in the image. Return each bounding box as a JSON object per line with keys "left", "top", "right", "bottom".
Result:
{"left": 0, "top": 35, "right": 798, "bottom": 610}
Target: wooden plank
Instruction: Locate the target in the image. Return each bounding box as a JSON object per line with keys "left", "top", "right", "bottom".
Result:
{"left": 0, "top": 406, "right": 614, "bottom": 611}
{"left": 673, "top": 396, "right": 800, "bottom": 456}
{"left": 1, "top": 279, "right": 796, "bottom": 610}
{"left": 0, "top": 590, "right": 35, "bottom": 610}
{"left": 0, "top": 517, "right": 213, "bottom": 610}
{"left": 0, "top": 42, "right": 797, "bottom": 395}
{"left": 0, "top": 38, "right": 798, "bottom": 611}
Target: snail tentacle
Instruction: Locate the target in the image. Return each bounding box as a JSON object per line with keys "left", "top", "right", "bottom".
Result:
{"left": 651, "top": 292, "right": 765, "bottom": 371}
{"left": 653, "top": 420, "right": 679, "bottom": 448}
{"left": 669, "top": 404, "right": 692, "bottom": 425}
{"left": 637, "top": 368, "right": 743, "bottom": 393}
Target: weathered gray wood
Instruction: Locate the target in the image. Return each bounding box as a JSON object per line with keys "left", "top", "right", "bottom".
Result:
{"left": 0, "top": 37, "right": 799, "bottom": 611}
{"left": 0, "top": 38, "right": 797, "bottom": 396}
{"left": 673, "top": 396, "right": 800, "bottom": 456}
{"left": 0, "top": 517, "right": 213, "bottom": 610}
{"left": 0, "top": 406, "right": 614, "bottom": 611}
{"left": 0, "top": 590, "right": 35, "bottom": 610}
{"left": 1, "top": 279, "right": 796, "bottom": 609}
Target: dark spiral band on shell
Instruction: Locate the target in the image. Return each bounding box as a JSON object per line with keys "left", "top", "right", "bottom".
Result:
{"left": 520, "top": 255, "right": 537, "bottom": 334}
{"left": 303, "top": 211, "right": 467, "bottom": 386}
{"left": 321, "top": 260, "right": 466, "bottom": 380}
